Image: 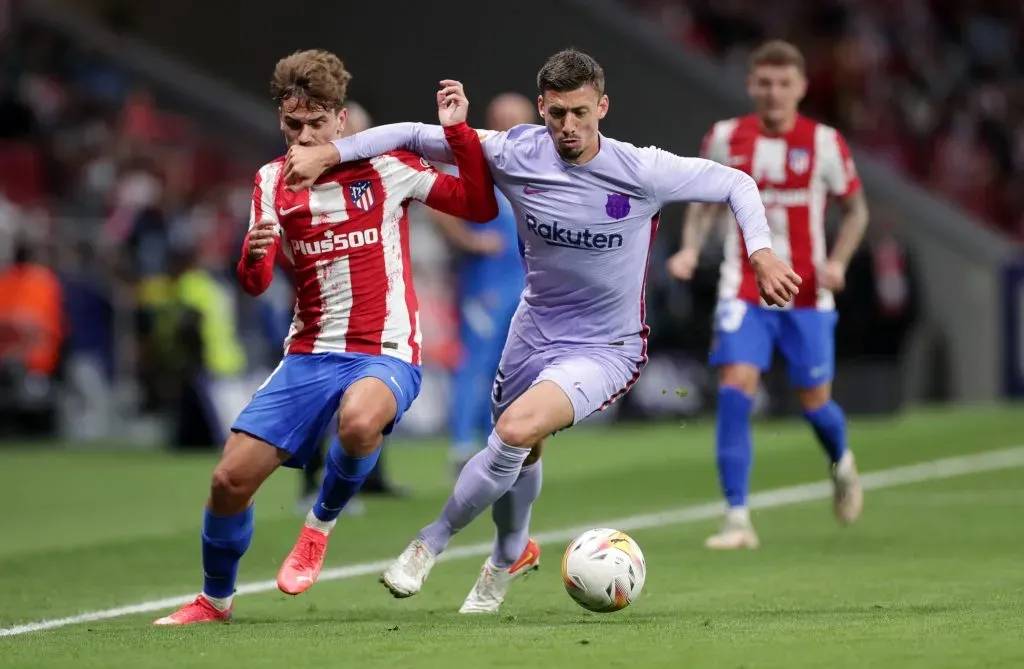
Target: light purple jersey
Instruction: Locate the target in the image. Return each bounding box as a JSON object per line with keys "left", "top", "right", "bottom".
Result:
{"left": 333, "top": 124, "right": 771, "bottom": 351}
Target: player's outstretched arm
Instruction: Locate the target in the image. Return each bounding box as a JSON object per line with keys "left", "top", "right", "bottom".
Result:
{"left": 418, "top": 81, "right": 498, "bottom": 223}
{"left": 643, "top": 147, "right": 801, "bottom": 306}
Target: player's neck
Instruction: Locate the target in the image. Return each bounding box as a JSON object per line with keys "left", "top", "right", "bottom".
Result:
{"left": 758, "top": 114, "right": 798, "bottom": 136}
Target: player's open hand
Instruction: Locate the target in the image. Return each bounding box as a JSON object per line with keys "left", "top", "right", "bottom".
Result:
{"left": 437, "top": 79, "right": 469, "bottom": 127}
{"left": 246, "top": 220, "right": 278, "bottom": 262}
{"left": 666, "top": 248, "right": 699, "bottom": 281}
{"left": 749, "top": 248, "right": 801, "bottom": 307}
{"left": 284, "top": 144, "right": 337, "bottom": 192}
{"left": 818, "top": 260, "right": 846, "bottom": 293}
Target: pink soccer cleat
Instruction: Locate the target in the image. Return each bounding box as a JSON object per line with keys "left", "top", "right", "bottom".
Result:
{"left": 153, "top": 595, "right": 232, "bottom": 626}
{"left": 277, "top": 526, "right": 329, "bottom": 595}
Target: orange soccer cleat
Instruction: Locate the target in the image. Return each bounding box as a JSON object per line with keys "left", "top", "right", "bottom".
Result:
{"left": 153, "top": 595, "right": 232, "bottom": 626}
{"left": 277, "top": 526, "right": 329, "bottom": 595}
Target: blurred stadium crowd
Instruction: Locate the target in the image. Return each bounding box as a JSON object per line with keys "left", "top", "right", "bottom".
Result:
{"left": 3, "top": 0, "right": 993, "bottom": 442}
{"left": 628, "top": 0, "right": 1024, "bottom": 240}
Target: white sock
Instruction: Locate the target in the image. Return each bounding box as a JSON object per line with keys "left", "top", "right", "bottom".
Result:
{"left": 305, "top": 509, "right": 337, "bottom": 535}
{"left": 725, "top": 506, "right": 750, "bottom": 524}
{"left": 201, "top": 592, "right": 233, "bottom": 612}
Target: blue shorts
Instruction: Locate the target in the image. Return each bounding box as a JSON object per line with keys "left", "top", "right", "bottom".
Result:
{"left": 709, "top": 300, "right": 838, "bottom": 389}
{"left": 231, "top": 352, "right": 421, "bottom": 468}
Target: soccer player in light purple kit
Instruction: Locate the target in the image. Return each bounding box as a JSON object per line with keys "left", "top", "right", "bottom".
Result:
{"left": 284, "top": 49, "right": 801, "bottom": 613}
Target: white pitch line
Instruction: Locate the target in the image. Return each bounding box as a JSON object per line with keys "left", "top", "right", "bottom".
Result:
{"left": 2, "top": 446, "right": 1022, "bottom": 638}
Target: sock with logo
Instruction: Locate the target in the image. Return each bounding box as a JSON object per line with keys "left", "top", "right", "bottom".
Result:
{"left": 309, "top": 436, "right": 380, "bottom": 529}
{"left": 201, "top": 504, "right": 254, "bottom": 607}
{"left": 716, "top": 386, "right": 754, "bottom": 508}
{"left": 491, "top": 459, "right": 543, "bottom": 568}
{"left": 804, "top": 400, "right": 847, "bottom": 464}
{"left": 419, "top": 430, "right": 531, "bottom": 556}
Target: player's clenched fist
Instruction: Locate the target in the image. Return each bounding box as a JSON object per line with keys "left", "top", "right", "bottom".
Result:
{"left": 246, "top": 220, "right": 278, "bottom": 262}
{"left": 749, "top": 248, "right": 801, "bottom": 307}
{"left": 437, "top": 79, "right": 469, "bottom": 127}
{"left": 284, "top": 143, "right": 338, "bottom": 192}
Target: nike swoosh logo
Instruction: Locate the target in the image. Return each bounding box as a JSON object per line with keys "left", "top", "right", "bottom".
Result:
{"left": 523, "top": 186, "right": 549, "bottom": 195}
{"left": 390, "top": 376, "right": 403, "bottom": 398}
{"left": 279, "top": 204, "right": 303, "bottom": 216}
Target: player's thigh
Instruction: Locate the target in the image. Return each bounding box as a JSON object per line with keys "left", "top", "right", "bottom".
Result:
{"left": 490, "top": 330, "right": 546, "bottom": 425}
{"left": 777, "top": 309, "right": 838, "bottom": 391}
{"left": 231, "top": 354, "right": 345, "bottom": 470}
{"left": 211, "top": 430, "right": 291, "bottom": 501}
{"left": 338, "top": 354, "right": 422, "bottom": 453}
{"left": 496, "top": 348, "right": 640, "bottom": 447}
{"left": 709, "top": 300, "right": 775, "bottom": 374}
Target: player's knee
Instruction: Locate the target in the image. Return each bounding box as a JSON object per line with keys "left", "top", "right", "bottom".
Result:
{"left": 337, "top": 412, "right": 383, "bottom": 456}
{"left": 210, "top": 466, "right": 254, "bottom": 507}
{"left": 494, "top": 410, "right": 543, "bottom": 449}
{"left": 719, "top": 365, "right": 759, "bottom": 396}
{"left": 797, "top": 384, "right": 831, "bottom": 412}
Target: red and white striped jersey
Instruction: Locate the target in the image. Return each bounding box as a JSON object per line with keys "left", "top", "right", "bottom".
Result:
{"left": 703, "top": 114, "right": 861, "bottom": 310}
{"left": 237, "top": 123, "right": 497, "bottom": 365}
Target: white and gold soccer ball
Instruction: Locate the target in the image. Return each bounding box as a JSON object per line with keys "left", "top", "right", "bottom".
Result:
{"left": 561, "top": 528, "right": 646, "bottom": 612}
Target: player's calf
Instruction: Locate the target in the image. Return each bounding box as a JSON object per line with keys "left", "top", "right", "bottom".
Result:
{"left": 155, "top": 432, "right": 286, "bottom": 625}
{"left": 279, "top": 378, "right": 397, "bottom": 596}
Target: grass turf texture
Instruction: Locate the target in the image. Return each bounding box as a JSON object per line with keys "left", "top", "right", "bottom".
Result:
{"left": 0, "top": 405, "right": 1021, "bottom": 668}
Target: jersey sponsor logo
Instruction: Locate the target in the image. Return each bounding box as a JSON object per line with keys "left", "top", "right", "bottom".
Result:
{"left": 788, "top": 148, "right": 810, "bottom": 175}
{"left": 605, "top": 193, "right": 631, "bottom": 220}
{"left": 290, "top": 228, "right": 381, "bottom": 256}
{"left": 760, "top": 188, "right": 810, "bottom": 207}
{"left": 348, "top": 180, "right": 375, "bottom": 212}
{"left": 525, "top": 213, "right": 623, "bottom": 250}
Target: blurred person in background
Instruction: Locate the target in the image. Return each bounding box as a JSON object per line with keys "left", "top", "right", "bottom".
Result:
{"left": 147, "top": 241, "right": 248, "bottom": 448}
{"left": 426, "top": 92, "right": 532, "bottom": 477}
{"left": 835, "top": 212, "right": 920, "bottom": 367}
{"left": 295, "top": 99, "right": 407, "bottom": 514}
{"left": 666, "top": 40, "right": 868, "bottom": 550}
{"left": 0, "top": 240, "right": 65, "bottom": 437}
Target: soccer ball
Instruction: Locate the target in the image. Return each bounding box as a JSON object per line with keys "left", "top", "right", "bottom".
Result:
{"left": 561, "top": 528, "right": 646, "bottom": 612}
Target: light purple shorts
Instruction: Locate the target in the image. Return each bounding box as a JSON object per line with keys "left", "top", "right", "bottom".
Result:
{"left": 491, "top": 329, "right": 644, "bottom": 426}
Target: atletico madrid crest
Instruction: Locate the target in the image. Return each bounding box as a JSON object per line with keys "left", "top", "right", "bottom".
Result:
{"left": 788, "top": 148, "right": 810, "bottom": 175}
{"left": 349, "top": 180, "right": 375, "bottom": 212}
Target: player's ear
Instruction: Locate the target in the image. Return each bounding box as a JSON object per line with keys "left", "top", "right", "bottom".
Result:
{"left": 795, "top": 72, "right": 808, "bottom": 102}
{"left": 336, "top": 106, "right": 349, "bottom": 136}
{"left": 536, "top": 94, "right": 545, "bottom": 120}
{"left": 598, "top": 95, "right": 609, "bottom": 120}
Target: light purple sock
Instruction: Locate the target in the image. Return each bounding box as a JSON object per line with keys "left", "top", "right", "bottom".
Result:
{"left": 418, "top": 431, "right": 530, "bottom": 556}
{"left": 491, "top": 459, "right": 543, "bottom": 568}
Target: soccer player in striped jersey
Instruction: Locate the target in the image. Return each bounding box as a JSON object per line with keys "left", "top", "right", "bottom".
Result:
{"left": 285, "top": 49, "right": 800, "bottom": 613}
{"left": 153, "top": 49, "right": 498, "bottom": 625}
{"left": 667, "top": 40, "right": 868, "bottom": 550}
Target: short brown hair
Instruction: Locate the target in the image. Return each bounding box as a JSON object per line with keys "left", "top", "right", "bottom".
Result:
{"left": 271, "top": 49, "right": 352, "bottom": 112}
{"left": 537, "top": 49, "right": 605, "bottom": 95}
{"left": 749, "top": 40, "right": 806, "bottom": 74}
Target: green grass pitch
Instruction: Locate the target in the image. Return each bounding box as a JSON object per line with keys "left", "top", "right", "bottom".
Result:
{"left": 0, "top": 404, "right": 1021, "bottom": 668}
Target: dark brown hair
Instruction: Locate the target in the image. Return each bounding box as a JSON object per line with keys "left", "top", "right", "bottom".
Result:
{"left": 271, "top": 49, "right": 352, "bottom": 111}
{"left": 749, "top": 40, "right": 806, "bottom": 74}
{"left": 537, "top": 49, "right": 605, "bottom": 95}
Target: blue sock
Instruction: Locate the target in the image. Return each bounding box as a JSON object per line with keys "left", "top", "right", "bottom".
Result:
{"left": 716, "top": 386, "right": 754, "bottom": 508}
{"left": 201, "top": 505, "right": 254, "bottom": 600}
{"left": 804, "top": 400, "right": 847, "bottom": 464}
{"left": 312, "top": 437, "right": 381, "bottom": 522}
